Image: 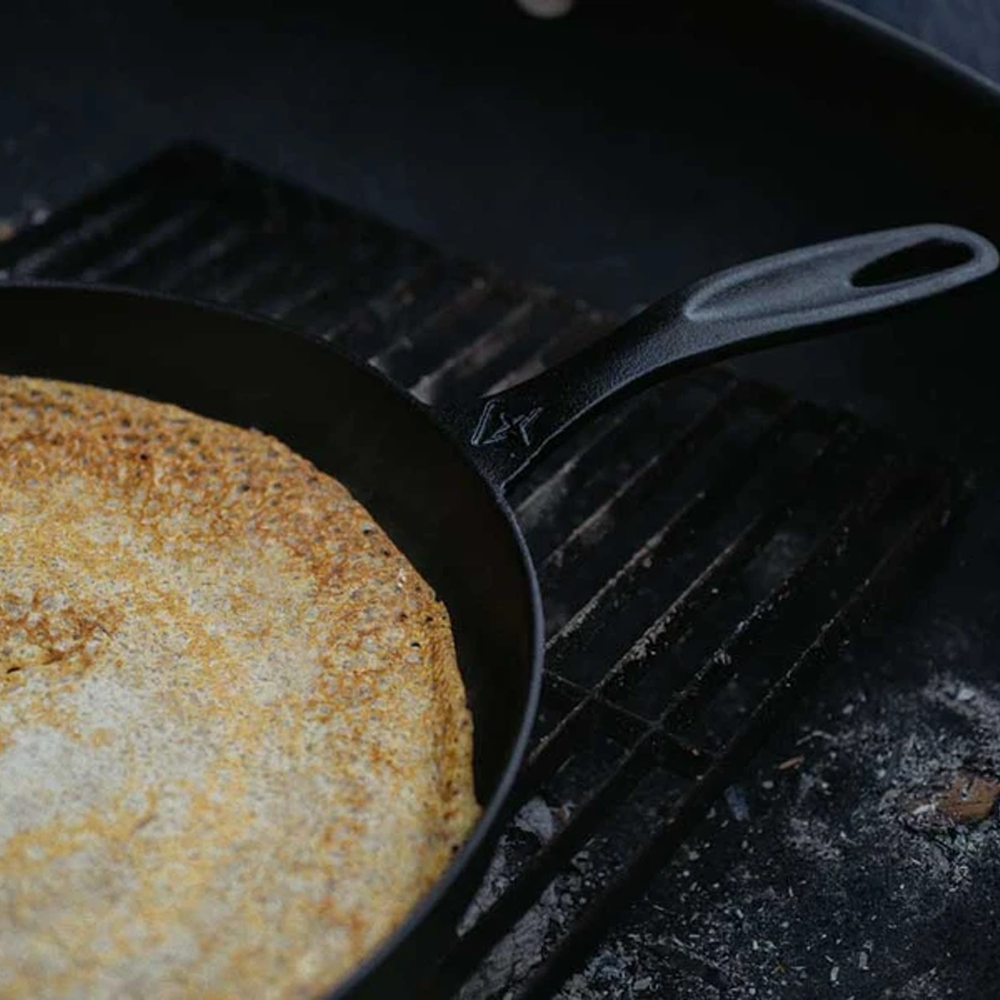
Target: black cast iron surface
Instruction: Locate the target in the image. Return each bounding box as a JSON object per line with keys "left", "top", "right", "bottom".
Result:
{"left": 0, "top": 144, "right": 987, "bottom": 1000}
{"left": 4, "top": 2, "right": 1000, "bottom": 997}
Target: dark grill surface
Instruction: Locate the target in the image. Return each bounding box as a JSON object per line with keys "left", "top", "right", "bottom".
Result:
{"left": 0, "top": 144, "right": 959, "bottom": 999}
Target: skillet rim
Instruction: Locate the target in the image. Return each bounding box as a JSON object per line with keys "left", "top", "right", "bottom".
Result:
{"left": 0, "top": 279, "right": 545, "bottom": 998}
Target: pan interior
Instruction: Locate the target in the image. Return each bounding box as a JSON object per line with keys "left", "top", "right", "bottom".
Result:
{"left": 0, "top": 285, "right": 538, "bottom": 814}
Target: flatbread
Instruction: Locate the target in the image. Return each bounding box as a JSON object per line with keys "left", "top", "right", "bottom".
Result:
{"left": 0, "top": 374, "right": 479, "bottom": 998}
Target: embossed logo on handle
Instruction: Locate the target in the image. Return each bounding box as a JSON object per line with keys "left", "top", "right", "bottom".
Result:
{"left": 470, "top": 399, "right": 543, "bottom": 447}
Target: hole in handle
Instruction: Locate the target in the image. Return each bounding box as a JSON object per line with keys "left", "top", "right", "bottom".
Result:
{"left": 851, "top": 238, "right": 976, "bottom": 288}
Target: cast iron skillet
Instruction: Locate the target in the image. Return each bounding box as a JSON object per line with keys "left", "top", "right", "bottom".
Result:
{"left": 0, "top": 223, "right": 995, "bottom": 998}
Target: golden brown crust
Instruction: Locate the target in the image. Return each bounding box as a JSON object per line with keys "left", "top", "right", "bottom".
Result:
{"left": 0, "top": 374, "right": 479, "bottom": 998}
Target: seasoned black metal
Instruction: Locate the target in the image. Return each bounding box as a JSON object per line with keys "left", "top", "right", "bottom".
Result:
{"left": 0, "top": 146, "right": 983, "bottom": 1000}
{"left": 0, "top": 284, "right": 542, "bottom": 1000}
{"left": 438, "top": 224, "right": 996, "bottom": 489}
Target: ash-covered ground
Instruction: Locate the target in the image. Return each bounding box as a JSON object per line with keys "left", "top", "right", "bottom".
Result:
{"left": 456, "top": 596, "right": 1000, "bottom": 1000}
{"left": 555, "top": 606, "right": 1000, "bottom": 1000}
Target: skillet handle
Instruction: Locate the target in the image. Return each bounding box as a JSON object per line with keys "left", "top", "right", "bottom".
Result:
{"left": 435, "top": 223, "right": 998, "bottom": 491}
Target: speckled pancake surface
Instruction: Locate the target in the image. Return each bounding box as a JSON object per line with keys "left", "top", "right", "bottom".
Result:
{"left": 0, "top": 374, "right": 479, "bottom": 999}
